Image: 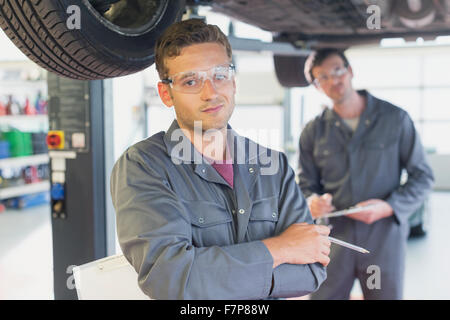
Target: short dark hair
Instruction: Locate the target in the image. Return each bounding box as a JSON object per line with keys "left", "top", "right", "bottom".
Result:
{"left": 304, "top": 48, "right": 350, "bottom": 84}
{"left": 155, "top": 19, "right": 232, "bottom": 80}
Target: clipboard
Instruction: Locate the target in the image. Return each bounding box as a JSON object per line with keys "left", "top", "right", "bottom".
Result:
{"left": 321, "top": 203, "right": 378, "bottom": 219}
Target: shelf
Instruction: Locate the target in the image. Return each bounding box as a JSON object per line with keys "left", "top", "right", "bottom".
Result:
{"left": 0, "top": 180, "right": 50, "bottom": 200}
{"left": 0, "top": 114, "right": 48, "bottom": 124}
{"left": 0, "top": 79, "right": 46, "bottom": 87}
{"left": 0, "top": 154, "right": 49, "bottom": 169}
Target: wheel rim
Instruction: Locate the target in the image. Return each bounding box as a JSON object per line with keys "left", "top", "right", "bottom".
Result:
{"left": 84, "top": 0, "right": 170, "bottom": 36}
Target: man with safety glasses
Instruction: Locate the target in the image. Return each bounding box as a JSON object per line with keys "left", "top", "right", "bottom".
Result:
{"left": 299, "top": 48, "right": 434, "bottom": 299}
{"left": 110, "top": 19, "right": 331, "bottom": 300}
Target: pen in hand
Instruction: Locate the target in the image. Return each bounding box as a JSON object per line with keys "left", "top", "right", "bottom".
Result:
{"left": 328, "top": 236, "right": 370, "bottom": 254}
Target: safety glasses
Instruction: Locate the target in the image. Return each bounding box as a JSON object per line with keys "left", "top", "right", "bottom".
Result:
{"left": 313, "top": 66, "right": 348, "bottom": 87}
{"left": 162, "top": 63, "right": 235, "bottom": 94}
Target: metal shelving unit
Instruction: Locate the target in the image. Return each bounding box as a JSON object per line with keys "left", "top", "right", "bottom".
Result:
{"left": 0, "top": 114, "right": 48, "bottom": 124}
{"left": 0, "top": 60, "right": 49, "bottom": 205}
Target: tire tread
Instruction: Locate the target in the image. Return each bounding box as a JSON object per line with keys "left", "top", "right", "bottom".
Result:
{"left": 0, "top": 0, "right": 157, "bottom": 79}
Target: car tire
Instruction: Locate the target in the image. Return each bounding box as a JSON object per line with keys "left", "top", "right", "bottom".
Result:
{"left": 394, "top": 0, "right": 435, "bottom": 20}
{"left": 273, "top": 55, "right": 309, "bottom": 87}
{"left": 395, "top": 0, "right": 436, "bottom": 28}
{"left": 0, "top": 0, "right": 185, "bottom": 80}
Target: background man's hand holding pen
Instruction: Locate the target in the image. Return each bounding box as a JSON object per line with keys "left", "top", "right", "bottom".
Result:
{"left": 346, "top": 199, "right": 394, "bottom": 224}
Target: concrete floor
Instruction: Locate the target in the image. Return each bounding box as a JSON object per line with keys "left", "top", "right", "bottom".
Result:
{"left": 0, "top": 204, "right": 53, "bottom": 299}
{"left": 0, "top": 192, "right": 449, "bottom": 300}
{"left": 349, "top": 191, "right": 450, "bottom": 300}
{"left": 403, "top": 191, "right": 450, "bottom": 299}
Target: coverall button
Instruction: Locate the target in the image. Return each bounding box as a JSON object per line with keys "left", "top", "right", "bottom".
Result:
{"left": 198, "top": 217, "right": 204, "bottom": 223}
{"left": 249, "top": 167, "right": 254, "bottom": 173}
{"left": 272, "top": 212, "right": 277, "bottom": 218}
{"left": 238, "top": 209, "right": 245, "bottom": 214}
{"left": 201, "top": 168, "right": 206, "bottom": 173}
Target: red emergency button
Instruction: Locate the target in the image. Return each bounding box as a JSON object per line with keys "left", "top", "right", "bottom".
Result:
{"left": 47, "top": 134, "right": 61, "bottom": 146}
{"left": 47, "top": 131, "right": 65, "bottom": 149}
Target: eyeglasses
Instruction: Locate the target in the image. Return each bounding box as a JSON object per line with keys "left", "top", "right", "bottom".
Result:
{"left": 162, "top": 63, "right": 235, "bottom": 94}
{"left": 313, "top": 66, "right": 348, "bottom": 87}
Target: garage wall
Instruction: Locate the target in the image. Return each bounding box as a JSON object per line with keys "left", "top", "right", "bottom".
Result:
{"left": 112, "top": 72, "right": 146, "bottom": 162}
{"left": 347, "top": 44, "right": 450, "bottom": 155}
{"left": 427, "top": 154, "right": 450, "bottom": 190}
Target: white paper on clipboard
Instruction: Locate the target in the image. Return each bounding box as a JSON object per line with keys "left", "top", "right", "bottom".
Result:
{"left": 321, "top": 203, "right": 378, "bottom": 219}
{"left": 72, "top": 254, "right": 149, "bottom": 300}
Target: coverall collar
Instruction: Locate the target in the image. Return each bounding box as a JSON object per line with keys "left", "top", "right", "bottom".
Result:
{"left": 324, "top": 89, "right": 380, "bottom": 123}
{"left": 163, "top": 119, "right": 266, "bottom": 165}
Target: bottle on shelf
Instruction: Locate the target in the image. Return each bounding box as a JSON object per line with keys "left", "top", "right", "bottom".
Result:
{"left": 34, "top": 90, "right": 48, "bottom": 115}
{"left": 0, "top": 99, "right": 6, "bottom": 116}
{"left": 24, "top": 97, "right": 37, "bottom": 115}
{"left": 0, "top": 140, "right": 10, "bottom": 159}
{"left": 0, "top": 92, "right": 48, "bottom": 117}
{"left": 6, "top": 95, "right": 21, "bottom": 116}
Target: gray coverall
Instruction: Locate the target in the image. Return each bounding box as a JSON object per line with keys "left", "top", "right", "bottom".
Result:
{"left": 298, "top": 90, "right": 434, "bottom": 299}
{"left": 111, "top": 120, "right": 326, "bottom": 300}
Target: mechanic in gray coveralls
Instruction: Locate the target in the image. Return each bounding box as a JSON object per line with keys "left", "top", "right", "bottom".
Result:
{"left": 110, "top": 19, "right": 331, "bottom": 300}
{"left": 298, "top": 48, "right": 434, "bottom": 299}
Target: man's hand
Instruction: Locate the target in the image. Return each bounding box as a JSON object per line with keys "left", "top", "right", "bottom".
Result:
{"left": 346, "top": 199, "right": 394, "bottom": 224}
{"left": 307, "top": 193, "right": 336, "bottom": 219}
{"left": 262, "top": 223, "right": 331, "bottom": 269}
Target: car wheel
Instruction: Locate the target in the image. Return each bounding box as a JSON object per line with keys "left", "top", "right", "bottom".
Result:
{"left": 273, "top": 55, "right": 309, "bottom": 87}
{"left": 395, "top": 0, "right": 436, "bottom": 28}
{"left": 0, "top": 0, "right": 185, "bottom": 80}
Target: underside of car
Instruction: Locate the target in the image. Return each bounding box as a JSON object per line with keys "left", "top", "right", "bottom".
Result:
{"left": 0, "top": 0, "right": 449, "bottom": 85}
{"left": 202, "top": 0, "right": 450, "bottom": 48}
